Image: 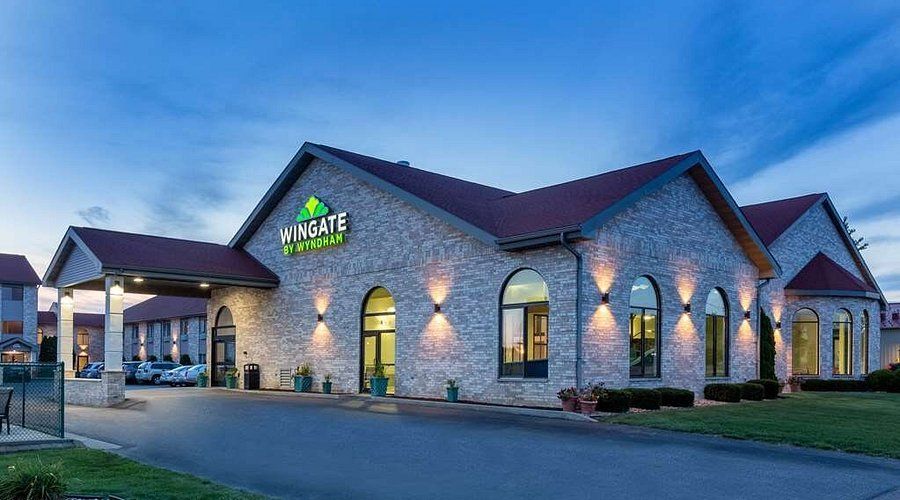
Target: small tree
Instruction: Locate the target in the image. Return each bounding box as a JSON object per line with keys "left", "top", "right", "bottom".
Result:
{"left": 38, "top": 336, "right": 57, "bottom": 362}
{"left": 148, "top": 355, "right": 158, "bottom": 362}
{"left": 842, "top": 216, "right": 869, "bottom": 251}
{"left": 162, "top": 354, "right": 173, "bottom": 362}
{"left": 759, "top": 310, "right": 776, "bottom": 381}
{"left": 131, "top": 355, "right": 141, "bottom": 361}
{"left": 179, "top": 354, "right": 193, "bottom": 365}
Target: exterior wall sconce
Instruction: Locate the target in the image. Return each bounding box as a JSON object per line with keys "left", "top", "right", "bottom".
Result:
{"left": 317, "top": 313, "right": 324, "bottom": 323}
{"left": 172, "top": 340, "right": 177, "bottom": 345}
{"left": 683, "top": 303, "right": 691, "bottom": 313}
{"left": 744, "top": 310, "right": 752, "bottom": 320}
{"left": 775, "top": 321, "right": 782, "bottom": 329}
{"left": 433, "top": 303, "right": 442, "bottom": 313}
{"left": 140, "top": 341, "right": 144, "bottom": 346}
{"left": 600, "top": 292, "right": 610, "bottom": 305}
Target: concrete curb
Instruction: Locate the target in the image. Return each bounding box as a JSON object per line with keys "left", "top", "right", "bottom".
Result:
{"left": 214, "top": 388, "right": 594, "bottom": 422}
{"left": 0, "top": 439, "right": 80, "bottom": 454}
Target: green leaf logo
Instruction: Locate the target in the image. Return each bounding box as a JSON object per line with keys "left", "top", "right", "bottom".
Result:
{"left": 297, "top": 195, "right": 330, "bottom": 222}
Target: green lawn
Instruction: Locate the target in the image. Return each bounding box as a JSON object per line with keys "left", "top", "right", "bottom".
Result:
{"left": 608, "top": 392, "right": 900, "bottom": 459}
{"left": 0, "top": 448, "right": 265, "bottom": 500}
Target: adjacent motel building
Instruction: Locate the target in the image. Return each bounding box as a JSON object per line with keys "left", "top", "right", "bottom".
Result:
{"left": 41, "top": 143, "right": 887, "bottom": 407}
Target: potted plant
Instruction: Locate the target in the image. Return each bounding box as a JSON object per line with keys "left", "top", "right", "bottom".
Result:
{"left": 445, "top": 379, "right": 459, "bottom": 402}
{"left": 196, "top": 371, "right": 208, "bottom": 388}
{"left": 370, "top": 361, "right": 389, "bottom": 397}
{"left": 293, "top": 363, "right": 314, "bottom": 392}
{"left": 322, "top": 373, "right": 333, "bottom": 394}
{"left": 224, "top": 367, "right": 238, "bottom": 389}
{"left": 557, "top": 386, "right": 579, "bottom": 412}
{"left": 578, "top": 386, "right": 598, "bottom": 415}
{"left": 788, "top": 375, "right": 801, "bottom": 393}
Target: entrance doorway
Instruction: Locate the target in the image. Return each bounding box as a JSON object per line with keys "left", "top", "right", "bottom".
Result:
{"left": 212, "top": 306, "right": 236, "bottom": 387}
{"left": 360, "top": 287, "right": 396, "bottom": 394}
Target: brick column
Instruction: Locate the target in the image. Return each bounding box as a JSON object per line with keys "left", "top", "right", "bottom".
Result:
{"left": 103, "top": 275, "right": 124, "bottom": 372}
{"left": 57, "top": 288, "right": 75, "bottom": 377}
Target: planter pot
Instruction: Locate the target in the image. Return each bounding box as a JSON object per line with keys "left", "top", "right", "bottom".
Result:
{"left": 560, "top": 398, "right": 578, "bottom": 412}
{"left": 370, "top": 376, "right": 389, "bottom": 397}
{"left": 294, "top": 376, "right": 313, "bottom": 392}
{"left": 196, "top": 375, "right": 208, "bottom": 388}
{"left": 322, "top": 381, "right": 333, "bottom": 394}
{"left": 446, "top": 386, "right": 459, "bottom": 402}
{"left": 578, "top": 399, "right": 597, "bottom": 415}
{"left": 225, "top": 374, "right": 237, "bottom": 389}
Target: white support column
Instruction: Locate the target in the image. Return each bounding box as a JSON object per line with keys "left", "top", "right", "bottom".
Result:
{"left": 57, "top": 288, "right": 75, "bottom": 377}
{"left": 104, "top": 275, "right": 124, "bottom": 372}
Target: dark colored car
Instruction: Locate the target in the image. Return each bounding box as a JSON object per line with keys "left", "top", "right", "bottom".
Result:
{"left": 123, "top": 361, "right": 143, "bottom": 384}
{"left": 81, "top": 362, "right": 105, "bottom": 379}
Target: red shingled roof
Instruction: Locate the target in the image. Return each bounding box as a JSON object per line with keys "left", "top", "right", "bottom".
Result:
{"left": 741, "top": 193, "right": 825, "bottom": 246}
{"left": 124, "top": 296, "right": 207, "bottom": 323}
{"left": 38, "top": 311, "right": 105, "bottom": 328}
{"left": 316, "top": 144, "right": 694, "bottom": 238}
{"left": 72, "top": 227, "right": 278, "bottom": 284}
{"left": 0, "top": 253, "right": 41, "bottom": 286}
{"left": 786, "top": 252, "right": 877, "bottom": 294}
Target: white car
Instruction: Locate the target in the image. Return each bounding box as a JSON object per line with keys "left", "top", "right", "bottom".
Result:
{"left": 161, "top": 365, "right": 191, "bottom": 386}
{"left": 180, "top": 364, "right": 207, "bottom": 386}
{"left": 135, "top": 362, "right": 181, "bottom": 385}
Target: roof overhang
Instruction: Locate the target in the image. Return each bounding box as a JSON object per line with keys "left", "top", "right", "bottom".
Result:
{"left": 0, "top": 337, "right": 36, "bottom": 352}
{"left": 785, "top": 289, "right": 883, "bottom": 300}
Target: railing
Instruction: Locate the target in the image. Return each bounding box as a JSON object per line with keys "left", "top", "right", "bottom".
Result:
{"left": 0, "top": 362, "right": 64, "bottom": 441}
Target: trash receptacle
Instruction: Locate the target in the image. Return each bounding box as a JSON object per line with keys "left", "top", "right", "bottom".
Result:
{"left": 243, "top": 363, "right": 260, "bottom": 390}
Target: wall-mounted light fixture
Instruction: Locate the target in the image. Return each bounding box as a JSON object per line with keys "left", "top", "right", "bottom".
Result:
{"left": 433, "top": 303, "right": 442, "bottom": 313}
{"left": 140, "top": 341, "right": 144, "bottom": 347}
{"left": 172, "top": 340, "right": 177, "bottom": 345}
{"left": 683, "top": 302, "right": 692, "bottom": 313}
{"left": 775, "top": 321, "right": 782, "bottom": 329}
{"left": 133, "top": 277, "right": 144, "bottom": 283}
{"left": 744, "top": 310, "right": 752, "bottom": 320}
{"left": 317, "top": 313, "right": 324, "bottom": 323}
{"left": 600, "top": 292, "right": 610, "bottom": 305}
{"left": 199, "top": 282, "right": 210, "bottom": 289}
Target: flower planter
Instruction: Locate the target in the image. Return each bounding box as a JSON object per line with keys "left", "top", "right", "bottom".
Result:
{"left": 196, "top": 374, "right": 208, "bottom": 388}
{"left": 446, "top": 386, "right": 459, "bottom": 402}
{"left": 578, "top": 399, "right": 597, "bottom": 415}
{"left": 225, "top": 374, "right": 237, "bottom": 389}
{"left": 322, "top": 381, "right": 333, "bottom": 394}
{"left": 560, "top": 398, "right": 578, "bottom": 412}
{"left": 370, "top": 376, "right": 389, "bottom": 397}
{"left": 294, "top": 375, "right": 313, "bottom": 393}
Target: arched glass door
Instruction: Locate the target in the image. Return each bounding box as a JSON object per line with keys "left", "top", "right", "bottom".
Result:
{"left": 361, "top": 287, "right": 396, "bottom": 394}
{"left": 212, "top": 307, "right": 236, "bottom": 387}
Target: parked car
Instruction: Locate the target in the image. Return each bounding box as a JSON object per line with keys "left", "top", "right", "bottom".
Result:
{"left": 81, "top": 362, "right": 104, "bottom": 379}
{"left": 161, "top": 365, "right": 191, "bottom": 386}
{"left": 135, "top": 362, "right": 181, "bottom": 385}
{"left": 181, "top": 364, "right": 207, "bottom": 386}
{"left": 123, "top": 361, "right": 143, "bottom": 384}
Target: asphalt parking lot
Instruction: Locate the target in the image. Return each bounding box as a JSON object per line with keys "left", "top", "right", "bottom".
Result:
{"left": 66, "top": 387, "right": 900, "bottom": 500}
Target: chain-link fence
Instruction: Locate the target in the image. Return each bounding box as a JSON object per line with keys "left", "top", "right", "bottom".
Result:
{"left": 0, "top": 363, "right": 64, "bottom": 441}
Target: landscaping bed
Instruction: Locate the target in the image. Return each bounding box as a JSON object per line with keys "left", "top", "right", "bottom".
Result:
{"left": 606, "top": 392, "right": 900, "bottom": 459}
{"left": 0, "top": 448, "right": 263, "bottom": 500}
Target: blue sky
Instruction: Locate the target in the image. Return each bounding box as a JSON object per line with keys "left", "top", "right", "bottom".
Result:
{"left": 1, "top": 1, "right": 899, "bottom": 310}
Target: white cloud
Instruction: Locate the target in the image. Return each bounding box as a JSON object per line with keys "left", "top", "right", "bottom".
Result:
{"left": 732, "top": 112, "right": 900, "bottom": 301}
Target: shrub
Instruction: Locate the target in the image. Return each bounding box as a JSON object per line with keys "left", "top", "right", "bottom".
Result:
{"left": 747, "top": 379, "right": 781, "bottom": 399}
{"left": 866, "top": 370, "right": 895, "bottom": 392}
{"left": 131, "top": 355, "right": 141, "bottom": 361}
{"left": 739, "top": 383, "right": 765, "bottom": 401}
{"left": 0, "top": 459, "right": 66, "bottom": 500}
{"left": 759, "top": 311, "right": 776, "bottom": 380}
{"left": 147, "top": 355, "right": 158, "bottom": 362}
{"left": 657, "top": 387, "right": 694, "bottom": 407}
{"left": 179, "top": 354, "right": 193, "bottom": 365}
{"left": 704, "top": 383, "right": 741, "bottom": 402}
{"left": 596, "top": 389, "right": 630, "bottom": 413}
{"left": 162, "top": 354, "right": 173, "bottom": 362}
{"left": 38, "top": 336, "right": 57, "bottom": 363}
{"left": 890, "top": 362, "right": 900, "bottom": 372}
{"left": 623, "top": 388, "right": 661, "bottom": 410}
{"left": 800, "top": 379, "right": 869, "bottom": 392}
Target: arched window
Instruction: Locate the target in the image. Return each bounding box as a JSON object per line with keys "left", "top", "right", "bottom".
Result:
{"left": 833, "top": 309, "right": 852, "bottom": 375}
{"left": 361, "top": 287, "right": 396, "bottom": 394}
{"left": 630, "top": 276, "right": 660, "bottom": 378}
{"left": 792, "top": 308, "right": 819, "bottom": 375}
{"left": 861, "top": 310, "right": 870, "bottom": 374}
{"left": 37, "top": 327, "right": 43, "bottom": 345}
{"left": 705, "top": 289, "right": 729, "bottom": 377}
{"left": 500, "top": 269, "right": 549, "bottom": 378}
{"left": 212, "top": 307, "right": 236, "bottom": 386}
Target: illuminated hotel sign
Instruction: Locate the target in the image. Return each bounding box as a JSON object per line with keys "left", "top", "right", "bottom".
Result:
{"left": 280, "top": 195, "right": 349, "bottom": 255}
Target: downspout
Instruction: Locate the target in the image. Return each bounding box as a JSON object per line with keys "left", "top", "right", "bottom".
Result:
{"left": 755, "top": 278, "right": 773, "bottom": 379}
{"left": 560, "top": 232, "right": 583, "bottom": 389}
